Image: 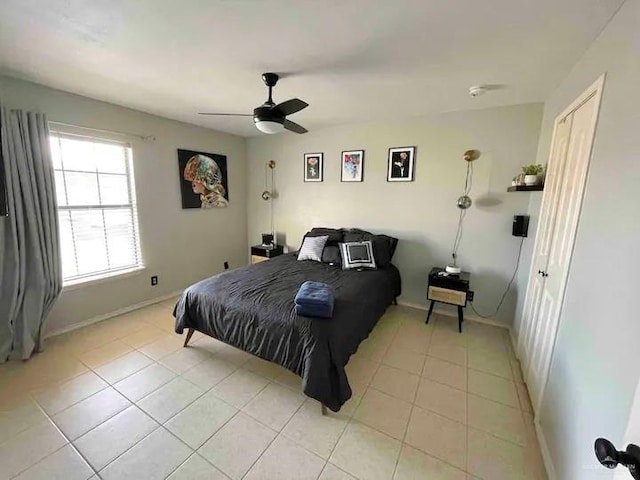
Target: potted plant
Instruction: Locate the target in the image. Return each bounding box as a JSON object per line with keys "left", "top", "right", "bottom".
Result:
{"left": 522, "top": 164, "right": 544, "bottom": 186}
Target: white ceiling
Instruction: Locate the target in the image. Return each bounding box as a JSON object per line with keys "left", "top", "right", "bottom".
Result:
{"left": 0, "top": 0, "right": 622, "bottom": 137}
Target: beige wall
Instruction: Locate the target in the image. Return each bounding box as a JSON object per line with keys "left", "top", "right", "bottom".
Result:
{"left": 0, "top": 75, "right": 248, "bottom": 335}
{"left": 247, "top": 104, "right": 543, "bottom": 325}
{"left": 514, "top": 1, "right": 640, "bottom": 478}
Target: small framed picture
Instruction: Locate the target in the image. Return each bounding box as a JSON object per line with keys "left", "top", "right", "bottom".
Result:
{"left": 304, "top": 153, "right": 323, "bottom": 182}
{"left": 387, "top": 146, "right": 416, "bottom": 182}
{"left": 341, "top": 150, "right": 365, "bottom": 182}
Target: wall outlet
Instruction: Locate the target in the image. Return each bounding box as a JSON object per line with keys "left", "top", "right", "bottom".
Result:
{"left": 467, "top": 290, "right": 474, "bottom": 302}
{"left": 151, "top": 275, "right": 158, "bottom": 286}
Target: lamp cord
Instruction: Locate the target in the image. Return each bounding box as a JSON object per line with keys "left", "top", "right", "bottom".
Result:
{"left": 265, "top": 163, "right": 275, "bottom": 236}
{"left": 264, "top": 163, "right": 267, "bottom": 192}
{"left": 451, "top": 161, "right": 474, "bottom": 265}
{"left": 470, "top": 236, "right": 526, "bottom": 318}
{"left": 270, "top": 165, "right": 274, "bottom": 236}
{"left": 464, "top": 160, "right": 473, "bottom": 195}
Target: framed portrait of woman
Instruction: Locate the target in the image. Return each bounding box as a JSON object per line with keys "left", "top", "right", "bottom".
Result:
{"left": 178, "top": 149, "right": 229, "bottom": 208}
{"left": 387, "top": 146, "right": 416, "bottom": 182}
{"left": 304, "top": 153, "right": 323, "bottom": 182}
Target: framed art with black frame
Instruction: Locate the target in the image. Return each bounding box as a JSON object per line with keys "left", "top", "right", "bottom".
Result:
{"left": 387, "top": 146, "right": 416, "bottom": 182}
{"left": 341, "top": 150, "right": 364, "bottom": 182}
{"left": 304, "top": 152, "right": 323, "bottom": 182}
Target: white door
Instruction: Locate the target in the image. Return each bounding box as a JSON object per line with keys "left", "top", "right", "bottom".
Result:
{"left": 519, "top": 114, "right": 572, "bottom": 409}
{"left": 518, "top": 75, "right": 605, "bottom": 414}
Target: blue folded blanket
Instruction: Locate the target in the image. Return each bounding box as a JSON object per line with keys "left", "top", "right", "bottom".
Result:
{"left": 295, "top": 281, "right": 335, "bottom": 319}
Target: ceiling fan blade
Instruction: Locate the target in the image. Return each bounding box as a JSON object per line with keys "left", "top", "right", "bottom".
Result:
{"left": 273, "top": 98, "right": 308, "bottom": 116}
{"left": 198, "top": 113, "right": 253, "bottom": 116}
{"left": 283, "top": 119, "right": 308, "bottom": 134}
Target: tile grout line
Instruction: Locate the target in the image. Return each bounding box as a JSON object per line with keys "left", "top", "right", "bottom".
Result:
{"left": 90, "top": 351, "right": 158, "bottom": 387}
{"left": 391, "top": 317, "right": 435, "bottom": 479}
{"left": 97, "top": 356, "right": 213, "bottom": 472}
{"left": 237, "top": 404, "right": 294, "bottom": 480}
{"left": 349, "top": 313, "right": 407, "bottom": 478}
{"left": 3, "top": 307, "right": 184, "bottom": 478}
{"left": 321, "top": 345, "right": 387, "bottom": 477}
{"left": 160, "top": 381, "right": 254, "bottom": 479}
{"left": 66, "top": 350, "right": 208, "bottom": 477}
{"left": 89, "top": 334, "right": 221, "bottom": 471}
{"left": 12, "top": 395, "right": 101, "bottom": 480}
{"left": 32, "top": 382, "right": 111, "bottom": 421}
{"left": 6, "top": 302, "right": 541, "bottom": 480}
{"left": 241, "top": 391, "right": 329, "bottom": 480}
{"left": 161, "top": 363, "right": 299, "bottom": 478}
{"left": 92, "top": 424, "right": 162, "bottom": 477}
{"left": 64, "top": 361, "right": 164, "bottom": 477}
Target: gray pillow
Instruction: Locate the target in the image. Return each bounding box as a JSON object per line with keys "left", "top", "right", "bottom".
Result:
{"left": 297, "top": 235, "right": 329, "bottom": 262}
{"left": 339, "top": 241, "right": 377, "bottom": 270}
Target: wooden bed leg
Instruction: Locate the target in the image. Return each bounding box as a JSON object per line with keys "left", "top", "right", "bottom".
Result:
{"left": 183, "top": 328, "right": 195, "bottom": 347}
{"left": 321, "top": 404, "right": 327, "bottom": 416}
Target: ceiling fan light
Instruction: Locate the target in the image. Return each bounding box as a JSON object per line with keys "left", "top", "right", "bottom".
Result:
{"left": 255, "top": 120, "right": 285, "bottom": 134}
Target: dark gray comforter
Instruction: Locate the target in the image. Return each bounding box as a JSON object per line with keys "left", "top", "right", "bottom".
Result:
{"left": 174, "top": 253, "right": 401, "bottom": 411}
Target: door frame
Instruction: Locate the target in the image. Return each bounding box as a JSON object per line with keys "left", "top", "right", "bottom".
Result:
{"left": 517, "top": 73, "right": 606, "bottom": 415}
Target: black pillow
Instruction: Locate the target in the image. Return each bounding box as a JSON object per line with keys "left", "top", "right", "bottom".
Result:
{"left": 342, "top": 228, "right": 372, "bottom": 243}
{"left": 309, "top": 227, "right": 343, "bottom": 245}
{"left": 321, "top": 245, "right": 342, "bottom": 266}
{"left": 342, "top": 229, "right": 398, "bottom": 267}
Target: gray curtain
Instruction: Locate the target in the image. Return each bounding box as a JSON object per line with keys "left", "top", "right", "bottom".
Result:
{"left": 0, "top": 107, "right": 62, "bottom": 362}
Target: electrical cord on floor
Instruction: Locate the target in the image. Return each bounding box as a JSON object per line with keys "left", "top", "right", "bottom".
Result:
{"left": 470, "top": 236, "right": 526, "bottom": 318}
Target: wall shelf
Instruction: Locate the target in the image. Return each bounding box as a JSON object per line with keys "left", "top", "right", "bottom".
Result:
{"left": 507, "top": 185, "right": 544, "bottom": 192}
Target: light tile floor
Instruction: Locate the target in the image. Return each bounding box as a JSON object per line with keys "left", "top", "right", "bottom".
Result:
{"left": 0, "top": 301, "right": 547, "bottom": 480}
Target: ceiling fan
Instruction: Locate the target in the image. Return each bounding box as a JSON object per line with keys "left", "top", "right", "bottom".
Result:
{"left": 199, "top": 72, "right": 309, "bottom": 134}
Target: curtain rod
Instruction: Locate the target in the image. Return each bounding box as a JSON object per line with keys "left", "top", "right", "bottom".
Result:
{"left": 48, "top": 121, "right": 156, "bottom": 142}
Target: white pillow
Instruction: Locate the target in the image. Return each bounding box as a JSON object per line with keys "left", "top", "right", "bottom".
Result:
{"left": 297, "top": 235, "right": 329, "bottom": 262}
{"left": 339, "top": 241, "right": 377, "bottom": 270}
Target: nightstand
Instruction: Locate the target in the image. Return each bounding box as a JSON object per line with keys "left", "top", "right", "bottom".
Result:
{"left": 250, "top": 244, "right": 284, "bottom": 264}
{"left": 426, "top": 267, "right": 472, "bottom": 333}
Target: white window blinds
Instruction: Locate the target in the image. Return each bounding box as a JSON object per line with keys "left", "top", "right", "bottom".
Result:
{"left": 50, "top": 133, "right": 143, "bottom": 283}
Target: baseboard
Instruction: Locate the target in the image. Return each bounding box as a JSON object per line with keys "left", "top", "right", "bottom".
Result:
{"left": 396, "top": 300, "right": 513, "bottom": 332}
{"left": 498, "top": 312, "right": 555, "bottom": 480}
{"left": 535, "top": 418, "right": 557, "bottom": 480}
{"left": 509, "top": 327, "right": 520, "bottom": 359}
{"left": 44, "top": 290, "right": 183, "bottom": 339}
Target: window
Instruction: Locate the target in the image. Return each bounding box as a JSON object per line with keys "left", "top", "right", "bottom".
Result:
{"left": 50, "top": 133, "right": 143, "bottom": 284}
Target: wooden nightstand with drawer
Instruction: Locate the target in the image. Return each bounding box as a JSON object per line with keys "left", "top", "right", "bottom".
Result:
{"left": 426, "top": 267, "right": 472, "bottom": 332}
{"left": 250, "top": 244, "right": 284, "bottom": 264}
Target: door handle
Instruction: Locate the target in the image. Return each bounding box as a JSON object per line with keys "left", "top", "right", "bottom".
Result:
{"left": 595, "top": 438, "right": 640, "bottom": 479}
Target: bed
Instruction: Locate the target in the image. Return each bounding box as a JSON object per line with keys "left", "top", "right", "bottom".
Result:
{"left": 173, "top": 232, "right": 401, "bottom": 412}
